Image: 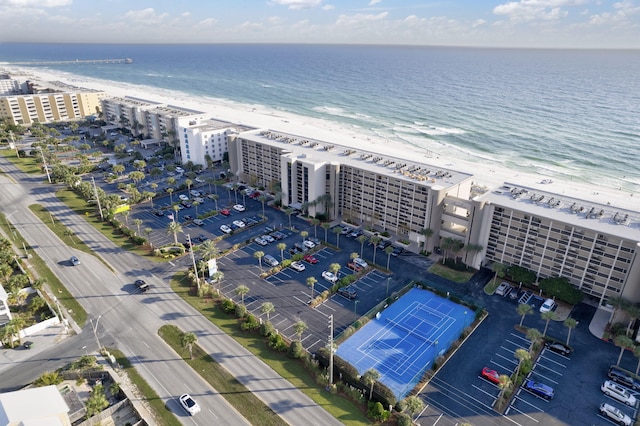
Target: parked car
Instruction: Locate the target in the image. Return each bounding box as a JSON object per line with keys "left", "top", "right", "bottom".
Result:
{"left": 220, "top": 224, "right": 232, "bottom": 234}
{"left": 290, "top": 261, "right": 306, "bottom": 272}
{"left": 481, "top": 367, "right": 501, "bottom": 384}
{"left": 271, "top": 231, "right": 286, "bottom": 240}
{"left": 608, "top": 366, "right": 640, "bottom": 390}
{"left": 303, "top": 240, "right": 316, "bottom": 249}
{"left": 153, "top": 210, "right": 164, "bottom": 217}
{"left": 190, "top": 190, "right": 201, "bottom": 197}
{"left": 183, "top": 215, "right": 194, "bottom": 221}
{"left": 196, "top": 234, "right": 208, "bottom": 242}
{"left": 391, "top": 246, "right": 404, "bottom": 257}
{"left": 337, "top": 286, "right": 357, "bottom": 299}
{"left": 233, "top": 204, "right": 245, "bottom": 212}
{"left": 495, "top": 282, "right": 510, "bottom": 296}
{"left": 135, "top": 279, "right": 149, "bottom": 292}
{"left": 233, "top": 220, "right": 246, "bottom": 228}
{"left": 600, "top": 402, "right": 632, "bottom": 426}
{"left": 347, "top": 262, "right": 363, "bottom": 272}
{"left": 220, "top": 208, "right": 231, "bottom": 216}
{"left": 70, "top": 256, "right": 80, "bottom": 266}
{"left": 353, "top": 257, "right": 368, "bottom": 268}
{"left": 539, "top": 298, "right": 557, "bottom": 313}
{"left": 263, "top": 254, "right": 279, "bottom": 267}
{"left": 193, "top": 219, "right": 204, "bottom": 226}
{"left": 179, "top": 194, "right": 189, "bottom": 201}
{"left": 602, "top": 380, "right": 637, "bottom": 406}
{"left": 262, "top": 234, "right": 275, "bottom": 243}
{"left": 545, "top": 341, "right": 572, "bottom": 356}
{"left": 254, "top": 237, "right": 268, "bottom": 246}
{"left": 179, "top": 393, "right": 200, "bottom": 416}
{"left": 322, "top": 271, "right": 338, "bottom": 283}
{"left": 523, "top": 379, "right": 554, "bottom": 400}
{"left": 304, "top": 254, "right": 319, "bottom": 264}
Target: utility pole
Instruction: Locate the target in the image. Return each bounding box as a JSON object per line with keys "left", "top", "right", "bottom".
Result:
{"left": 91, "top": 176, "right": 104, "bottom": 221}
{"left": 90, "top": 316, "right": 103, "bottom": 354}
{"left": 40, "top": 148, "right": 52, "bottom": 183}
{"left": 9, "top": 131, "right": 19, "bottom": 157}
{"left": 187, "top": 234, "right": 200, "bottom": 290}
{"left": 328, "top": 314, "right": 334, "bottom": 387}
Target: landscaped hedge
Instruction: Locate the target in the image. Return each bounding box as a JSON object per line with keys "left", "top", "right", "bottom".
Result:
{"left": 538, "top": 276, "right": 584, "bottom": 305}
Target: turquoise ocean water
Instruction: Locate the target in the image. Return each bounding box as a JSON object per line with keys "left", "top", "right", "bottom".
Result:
{"left": 1, "top": 43, "right": 639, "bottom": 192}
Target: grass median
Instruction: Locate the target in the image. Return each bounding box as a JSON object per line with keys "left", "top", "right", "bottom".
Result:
{"left": 158, "top": 324, "right": 287, "bottom": 426}
{"left": 170, "top": 271, "right": 369, "bottom": 425}
{"left": 0, "top": 149, "right": 44, "bottom": 175}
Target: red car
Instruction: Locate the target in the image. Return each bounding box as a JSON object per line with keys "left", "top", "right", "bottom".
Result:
{"left": 347, "top": 262, "right": 363, "bottom": 272}
{"left": 303, "top": 254, "right": 318, "bottom": 264}
{"left": 220, "top": 208, "right": 231, "bottom": 216}
{"left": 481, "top": 367, "right": 501, "bottom": 384}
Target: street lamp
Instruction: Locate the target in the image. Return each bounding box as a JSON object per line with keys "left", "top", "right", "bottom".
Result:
{"left": 90, "top": 315, "right": 103, "bottom": 354}
{"left": 53, "top": 296, "right": 68, "bottom": 334}
{"left": 354, "top": 300, "right": 359, "bottom": 315}
{"left": 386, "top": 277, "right": 391, "bottom": 298}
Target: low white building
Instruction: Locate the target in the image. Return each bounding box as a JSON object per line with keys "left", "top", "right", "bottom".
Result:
{"left": 0, "top": 385, "right": 70, "bottom": 425}
{"left": 178, "top": 117, "right": 248, "bottom": 167}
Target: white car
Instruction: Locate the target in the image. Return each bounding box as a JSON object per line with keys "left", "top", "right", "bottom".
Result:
{"left": 195, "top": 177, "right": 205, "bottom": 183}
{"left": 602, "top": 380, "right": 637, "bottom": 406}
{"left": 233, "top": 204, "right": 246, "bottom": 212}
{"left": 291, "top": 261, "right": 306, "bottom": 272}
{"left": 353, "top": 257, "right": 368, "bottom": 269}
{"left": 179, "top": 194, "right": 189, "bottom": 201}
{"left": 175, "top": 167, "right": 185, "bottom": 174}
{"left": 303, "top": 240, "right": 316, "bottom": 249}
{"left": 179, "top": 393, "right": 200, "bottom": 416}
{"left": 254, "top": 237, "right": 268, "bottom": 246}
{"left": 233, "top": 220, "right": 245, "bottom": 228}
{"left": 600, "top": 403, "right": 632, "bottom": 426}
{"left": 190, "top": 190, "right": 201, "bottom": 197}
{"left": 539, "top": 298, "right": 557, "bottom": 313}
{"left": 322, "top": 271, "right": 338, "bottom": 283}
{"left": 193, "top": 219, "right": 204, "bottom": 226}
{"left": 220, "top": 224, "right": 232, "bottom": 234}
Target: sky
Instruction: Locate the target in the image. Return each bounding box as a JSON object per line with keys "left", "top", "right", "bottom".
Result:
{"left": 0, "top": 0, "right": 638, "bottom": 48}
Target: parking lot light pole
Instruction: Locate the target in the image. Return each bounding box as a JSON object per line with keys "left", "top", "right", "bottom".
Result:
{"left": 187, "top": 234, "right": 200, "bottom": 290}
{"left": 386, "top": 277, "right": 391, "bottom": 298}
{"left": 90, "top": 315, "right": 103, "bottom": 354}
{"left": 354, "top": 300, "right": 359, "bottom": 315}
{"left": 328, "top": 314, "right": 334, "bottom": 387}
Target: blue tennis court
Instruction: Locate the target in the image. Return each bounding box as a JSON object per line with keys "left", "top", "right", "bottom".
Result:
{"left": 336, "top": 287, "right": 474, "bottom": 399}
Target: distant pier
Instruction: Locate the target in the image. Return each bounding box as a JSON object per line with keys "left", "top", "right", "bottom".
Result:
{"left": 7, "top": 58, "right": 133, "bottom": 66}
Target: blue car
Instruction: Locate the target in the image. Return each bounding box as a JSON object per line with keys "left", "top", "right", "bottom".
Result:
{"left": 523, "top": 379, "right": 554, "bottom": 400}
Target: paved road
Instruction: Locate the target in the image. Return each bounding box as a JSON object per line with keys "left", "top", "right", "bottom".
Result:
{"left": 0, "top": 156, "right": 340, "bottom": 426}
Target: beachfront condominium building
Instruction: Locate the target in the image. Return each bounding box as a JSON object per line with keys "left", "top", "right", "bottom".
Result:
{"left": 471, "top": 184, "right": 640, "bottom": 305}
{"left": 177, "top": 117, "right": 246, "bottom": 167}
{"left": 0, "top": 80, "right": 106, "bottom": 125}
{"left": 228, "top": 129, "right": 474, "bottom": 250}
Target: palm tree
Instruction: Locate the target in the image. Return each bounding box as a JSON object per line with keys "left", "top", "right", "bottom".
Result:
{"left": 307, "top": 276, "right": 317, "bottom": 300}
{"left": 121, "top": 210, "right": 130, "bottom": 226}
{"left": 235, "top": 285, "right": 249, "bottom": 305}
{"left": 277, "top": 243, "right": 286, "bottom": 261}
{"left": 172, "top": 204, "right": 180, "bottom": 222}
{"left": 497, "top": 374, "right": 512, "bottom": 403}
{"left": 258, "top": 195, "right": 267, "bottom": 217}
{"left": 320, "top": 223, "right": 331, "bottom": 242}
{"left": 197, "top": 259, "right": 208, "bottom": 281}
{"left": 293, "top": 320, "right": 308, "bottom": 341}
{"left": 261, "top": 302, "right": 275, "bottom": 321}
{"left": 310, "top": 218, "right": 320, "bottom": 238}
{"left": 329, "top": 262, "right": 340, "bottom": 277}
{"left": 300, "top": 230, "right": 308, "bottom": 245}
{"left": 625, "top": 304, "right": 640, "bottom": 336}
{"left": 615, "top": 335, "right": 634, "bottom": 366}
{"left": 185, "top": 178, "right": 193, "bottom": 195}
{"left": 564, "top": 317, "right": 577, "bottom": 346}
{"left": 526, "top": 328, "right": 542, "bottom": 353}
{"left": 517, "top": 303, "right": 533, "bottom": 327}
{"left": 167, "top": 188, "right": 174, "bottom": 204}
{"left": 514, "top": 348, "right": 530, "bottom": 382}
{"left": 362, "top": 368, "right": 380, "bottom": 400}
{"left": 491, "top": 262, "right": 506, "bottom": 286}
{"left": 210, "top": 193, "right": 219, "bottom": 210}
{"left": 357, "top": 234, "right": 367, "bottom": 258}
{"left": 420, "top": 227, "right": 434, "bottom": 251}
{"left": 541, "top": 310, "right": 555, "bottom": 336}
{"left": 254, "top": 251, "right": 265, "bottom": 271}
{"left": 2, "top": 317, "right": 24, "bottom": 348}
{"left": 181, "top": 332, "right": 197, "bottom": 360}
{"left": 193, "top": 200, "right": 200, "bottom": 216}
{"left": 332, "top": 226, "right": 343, "bottom": 248}
{"left": 166, "top": 176, "right": 176, "bottom": 187}
{"left": 634, "top": 346, "right": 640, "bottom": 375}
{"left": 198, "top": 239, "right": 219, "bottom": 260}
{"left": 133, "top": 218, "right": 143, "bottom": 236}
{"left": 285, "top": 207, "right": 294, "bottom": 229}
{"left": 404, "top": 395, "right": 424, "bottom": 421}
{"left": 167, "top": 221, "right": 182, "bottom": 245}
{"left": 384, "top": 245, "right": 394, "bottom": 269}
{"left": 370, "top": 236, "right": 382, "bottom": 263}
{"left": 608, "top": 296, "right": 630, "bottom": 324}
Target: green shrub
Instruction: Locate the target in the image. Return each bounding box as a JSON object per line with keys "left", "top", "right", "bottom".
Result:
{"left": 235, "top": 304, "right": 248, "bottom": 318}
{"left": 396, "top": 413, "right": 412, "bottom": 426}
{"left": 260, "top": 321, "right": 275, "bottom": 337}
{"left": 268, "top": 333, "right": 287, "bottom": 352}
{"left": 367, "top": 401, "right": 389, "bottom": 422}
{"left": 241, "top": 314, "right": 259, "bottom": 331}
{"left": 289, "top": 340, "right": 305, "bottom": 359}
{"left": 221, "top": 298, "right": 235, "bottom": 313}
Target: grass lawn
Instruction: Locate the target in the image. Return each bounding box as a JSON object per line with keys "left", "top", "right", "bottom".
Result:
{"left": 0, "top": 150, "right": 45, "bottom": 175}
{"left": 158, "top": 324, "right": 287, "bottom": 426}
{"left": 170, "top": 272, "right": 369, "bottom": 426}
{"left": 429, "top": 262, "right": 475, "bottom": 283}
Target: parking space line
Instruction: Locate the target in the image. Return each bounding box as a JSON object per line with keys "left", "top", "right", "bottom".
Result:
{"left": 495, "top": 353, "right": 519, "bottom": 367}
{"left": 533, "top": 361, "right": 564, "bottom": 376}
{"left": 490, "top": 360, "right": 515, "bottom": 374}
{"left": 540, "top": 351, "right": 569, "bottom": 367}
{"left": 506, "top": 402, "right": 541, "bottom": 422}
{"left": 471, "top": 384, "right": 500, "bottom": 403}
{"left": 529, "top": 370, "right": 559, "bottom": 385}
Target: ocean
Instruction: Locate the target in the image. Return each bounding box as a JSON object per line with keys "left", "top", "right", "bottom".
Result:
{"left": 1, "top": 43, "right": 639, "bottom": 193}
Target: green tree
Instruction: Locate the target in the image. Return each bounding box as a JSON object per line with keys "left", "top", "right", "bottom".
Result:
{"left": 491, "top": 262, "right": 507, "bottom": 286}
{"left": 333, "top": 226, "right": 343, "bottom": 248}
{"left": 357, "top": 234, "right": 367, "bottom": 258}
{"left": 497, "top": 374, "right": 512, "bottom": 403}
{"left": 198, "top": 239, "right": 219, "bottom": 260}
{"left": 181, "top": 332, "right": 198, "bottom": 360}
{"left": 420, "top": 227, "right": 434, "bottom": 251}
{"left": 307, "top": 276, "right": 317, "bottom": 300}
{"left": 310, "top": 218, "right": 321, "bottom": 238}
{"left": 33, "top": 371, "right": 63, "bottom": 387}
{"left": 517, "top": 303, "right": 533, "bottom": 327}
{"left": 128, "top": 170, "right": 145, "bottom": 184}
{"left": 514, "top": 348, "right": 530, "bottom": 383}
{"left": 86, "top": 384, "right": 109, "bottom": 419}
{"left": 300, "top": 230, "right": 309, "bottom": 245}
{"left": 370, "top": 236, "right": 382, "bottom": 263}
{"left": 362, "top": 368, "right": 381, "bottom": 400}
{"left": 329, "top": 262, "right": 340, "bottom": 276}
{"left": 193, "top": 200, "right": 200, "bottom": 217}
{"left": 235, "top": 285, "right": 249, "bottom": 305}
{"left": 293, "top": 320, "right": 308, "bottom": 341}
{"left": 615, "top": 335, "right": 634, "bottom": 366}
{"left": 564, "top": 317, "right": 577, "bottom": 346}
{"left": 541, "top": 310, "right": 555, "bottom": 336}
{"left": 254, "top": 250, "right": 265, "bottom": 271}
{"left": 167, "top": 187, "right": 174, "bottom": 204}
{"left": 285, "top": 207, "right": 294, "bottom": 229}
{"left": 526, "top": 328, "right": 542, "bottom": 353}
{"left": 167, "top": 221, "right": 182, "bottom": 245}
{"left": 261, "top": 302, "right": 275, "bottom": 321}
{"left": 277, "top": 242, "right": 286, "bottom": 261}
{"left": 133, "top": 218, "right": 143, "bottom": 236}
{"left": 321, "top": 222, "right": 331, "bottom": 242}
{"left": 404, "top": 395, "right": 424, "bottom": 421}
{"left": 385, "top": 245, "right": 394, "bottom": 269}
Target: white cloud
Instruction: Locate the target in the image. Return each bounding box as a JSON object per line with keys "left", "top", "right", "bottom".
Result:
{"left": 269, "top": 0, "right": 322, "bottom": 10}
{"left": 0, "top": 0, "right": 71, "bottom": 6}
{"left": 322, "top": 4, "right": 335, "bottom": 10}
{"left": 336, "top": 11, "right": 388, "bottom": 26}
{"left": 493, "top": 0, "right": 584, "bottom": 22}
{"left": 268, "top": 15, "right": 286, "bottom": 25}
{"left": 586, "top": 0, "right": 640, "bottom": 25}
{"left": 124, "top": 8, "right": 169, "bottom": 25}
{"left": 198, "top": 17, "right": 218, "bottom": 27}
{"left": 181, "top": 11, "right": 191, "bottom": 17}
{"left": 369, "top": 0, "right": 382, "bottom": 5}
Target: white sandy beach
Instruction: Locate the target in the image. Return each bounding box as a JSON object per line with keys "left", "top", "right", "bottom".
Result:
{"left": 6, "top": 66, "right": 638, "bottom": 211}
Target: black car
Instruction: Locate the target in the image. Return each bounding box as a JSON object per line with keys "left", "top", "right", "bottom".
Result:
{"left": 183, "top": 215, "right": 194, "bottom": 221}
{"left": 544, "top": 341, "right": 572, "bottom": 356}
{"left": 337, "top": 286, "right": 358, "bottom": 300}
{"left": 153, "top": 210, "right": 165, "bottom": 217}
{"left": 135, "top": 279, "right": 149, "bottom": 292}
{"left": 608, "top": 366, "right": 640, "bottom": 390}
{"left": 196, "top": 234, "right": 208, "bottom": 242}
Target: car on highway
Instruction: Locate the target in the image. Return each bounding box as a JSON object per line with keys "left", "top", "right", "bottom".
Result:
{"left": 69, "top": 256, "right": 80, "bottom": 266}
{"left": 233, "top": 204, "right": 245, "bottom": 212}
{"left": 193, "top": 219, "right": 204, "bottom": 226}
{"left": 254, "top": 237, "right": 268, "bottom": 246}
{"left": 263, "top": 254, "right": 279, "bottom": 267}
{"left": 545, "top": 341, "right": 572, "bottom": 356}
{"left": 608, "top": 366, "right": 640, "bottom": 390}
{"left": 481, "top": 367, "right": 501, "bottom": 384}
{"left": 337, "top": 285, "right": 357, "bottom": 299}
{"left": 347, "top": 262, "right": 363, "bottom": 272}
{"left": 220, "top": 224, "right": 232, "bottom": 234}
{"left": 220, "top": 208, "right": 231, "bottom": 216}
{"left": 233, "top": 220, "right": 246, "bottom": 228}
{"left": 179, "top": 393, "right": 200, "bottom": 415}
{"left": 304, "top": 254, "right": 318, "bottom": 264}
{"left": 600, "top": 402, "right": 632, "bottom": 426}
{"left": 523, "top": 379, "right": 554, "bottom": 400}
{"left": 303, "top": 240, "right": 316, "bottom": 249}
{"left": 135, "top": 279, "right": 149, "bottom": 292}
{"left": 322, "top": 271, "right": 338, "bottom": 283}
{"left": 602, "top": 380, "right": 637, "bottom": 406}
{"left": 539, "top": 298, "right": 557, "bottom": 313}
{"left": 290, "top": 261, "right": 306, "bottom": 272}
